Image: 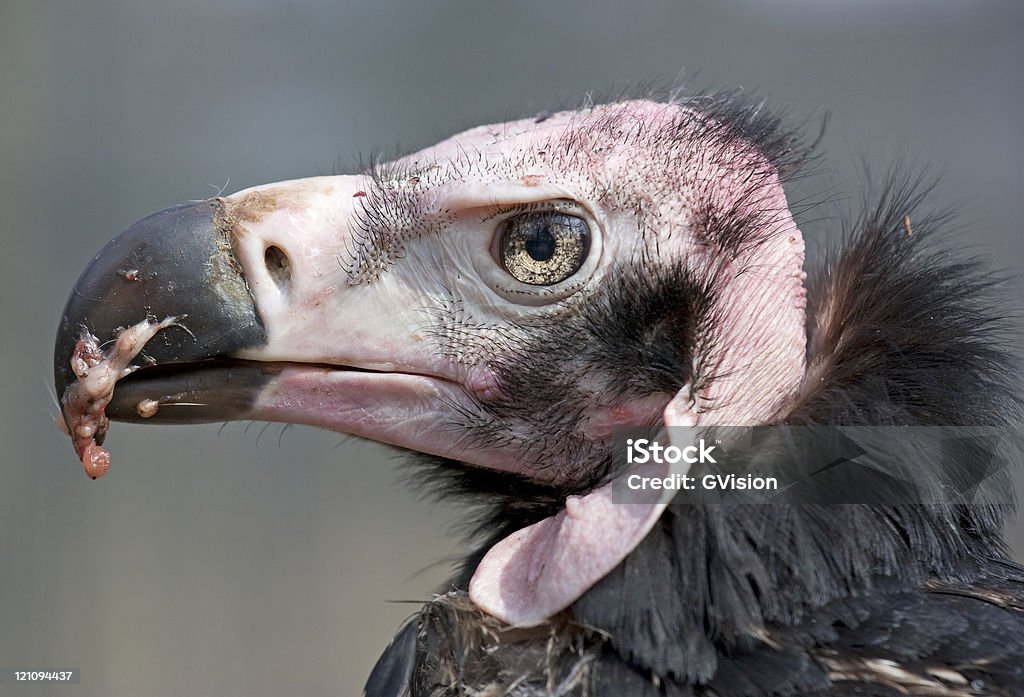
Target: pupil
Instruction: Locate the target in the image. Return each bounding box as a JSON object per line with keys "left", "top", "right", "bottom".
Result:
{"left": 524, "top": 226, "right": 556, "bottom": 261}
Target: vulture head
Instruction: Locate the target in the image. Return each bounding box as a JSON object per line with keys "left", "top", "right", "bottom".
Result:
{"left": 54, "top": 96, "right": 1024, "bottom": 695}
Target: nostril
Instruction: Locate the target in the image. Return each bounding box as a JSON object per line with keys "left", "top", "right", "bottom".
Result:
{"left": 264, "top": 245, "right": 291, "bottom": 292}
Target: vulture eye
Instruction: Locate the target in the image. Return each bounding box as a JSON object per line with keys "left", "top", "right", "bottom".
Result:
{"left": 498, "top": 212, "right": 591, "bottom": 285}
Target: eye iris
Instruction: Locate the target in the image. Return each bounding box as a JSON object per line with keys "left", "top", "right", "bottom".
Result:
{"left": 499, "top": 211, "right": 590, "bottom": 286}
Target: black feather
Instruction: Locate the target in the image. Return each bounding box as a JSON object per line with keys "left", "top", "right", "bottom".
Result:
{"left": 365, "top": 620, "right": 418, "bottom": 697}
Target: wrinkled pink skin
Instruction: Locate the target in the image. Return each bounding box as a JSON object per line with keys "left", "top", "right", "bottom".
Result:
{"left": 228, "top": 101, "right": 806, "bottom": 473}
{"left": 59, "top": 317, "right": 176, "bottom": 479}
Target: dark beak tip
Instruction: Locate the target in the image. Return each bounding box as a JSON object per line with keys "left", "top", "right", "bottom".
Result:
{"left": 53, "top": 199, "right": 266, "bottom": 407}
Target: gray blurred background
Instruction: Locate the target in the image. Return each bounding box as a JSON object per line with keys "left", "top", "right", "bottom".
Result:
{"left": 2, "top": 1, "right": 1022, "bottom": 695}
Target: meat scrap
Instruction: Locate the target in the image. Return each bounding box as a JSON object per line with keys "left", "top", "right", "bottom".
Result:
{"left": 59, "top": 317, "right": 177, "bottom": 479}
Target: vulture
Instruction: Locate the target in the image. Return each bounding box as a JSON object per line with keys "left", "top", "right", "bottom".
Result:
{"left": 53, "top": 94, "right": 1024, "bottom": 696}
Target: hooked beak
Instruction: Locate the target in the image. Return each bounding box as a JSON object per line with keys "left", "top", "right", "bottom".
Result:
{"left": 54, "top": 199, "right": 268, "bottom": 422}
{"left": 53, "top": 177, "right": 495, "bottom": 477}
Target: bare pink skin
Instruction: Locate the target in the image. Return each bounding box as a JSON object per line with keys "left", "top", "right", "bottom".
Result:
{"left": 226, "top": 101, "right": 805, "bottom": 472}
{"left": 59, "top": 317, "right": 177, "bottom": 479}
{"left": 468, "top": 458, "right": 675, "bottom": 626}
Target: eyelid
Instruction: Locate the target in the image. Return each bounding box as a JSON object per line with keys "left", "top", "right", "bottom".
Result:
{"left": 474, "top": 200, "right": 603, "bottom": 308}
{"left": 480, "top": 198, "right": 588, "bottom": 224}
